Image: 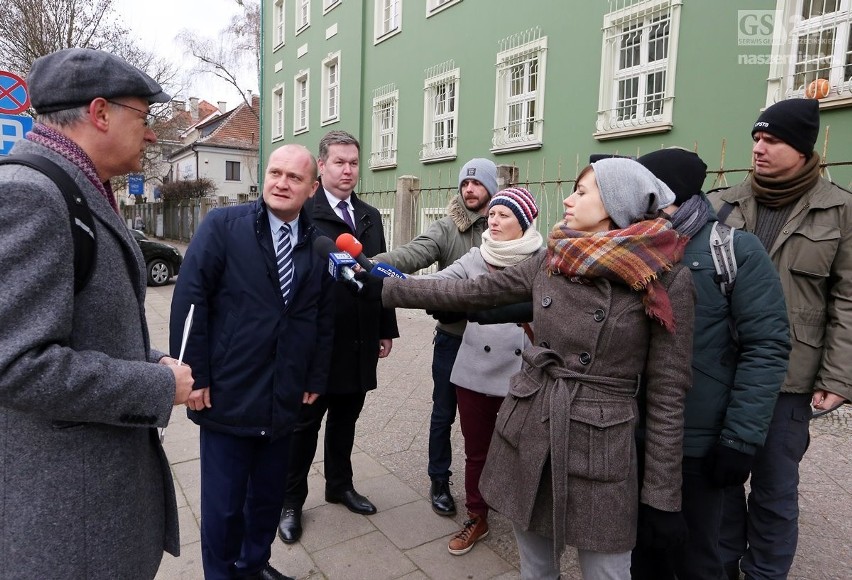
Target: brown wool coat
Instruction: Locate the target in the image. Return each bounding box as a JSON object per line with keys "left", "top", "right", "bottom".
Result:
{"left": 382, "top": 253, "right": 694, "bottom": 554}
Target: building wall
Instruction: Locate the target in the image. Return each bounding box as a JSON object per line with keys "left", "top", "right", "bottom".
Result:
{"left": 261, "top": 0, "right": 852, "bottom": 191}
{"left": 170, "top": 146, "right": 259, "bottom": 200}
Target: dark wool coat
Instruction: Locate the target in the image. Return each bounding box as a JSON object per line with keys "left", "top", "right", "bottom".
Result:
{"left": 382, "top": 253, "right": 695, "bottom": 554}
{"left": 0, "top": 140, "right": 179, "bottom": 578}
{"left": 305, "top": 189, "right": 399, "bottom": 393}
{"left": 676, "top": 200, "right": 789, "bottom": 458}
{"left": 171, "top": 200, "right": 335, "bottom": 437}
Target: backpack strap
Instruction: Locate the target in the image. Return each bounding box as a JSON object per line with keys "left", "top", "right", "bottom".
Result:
{"left": 716, "top": 201, "right": 735, "bottom": 224}
{"left": 709, "top": 221, "right": 737, "bottom": 298}
{"left": 0, "top": 154, "right": 96, "bottom": 293}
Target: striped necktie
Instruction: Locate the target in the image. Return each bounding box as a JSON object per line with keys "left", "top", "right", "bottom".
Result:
{"left": 276, "top": 223, "right": 294, "bottom": 302}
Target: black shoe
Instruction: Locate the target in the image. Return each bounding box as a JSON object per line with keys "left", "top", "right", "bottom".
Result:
{"left": 245, "top": 563, "right": 294, "bottom": 580}
{"left": 430, "top": 479, "right": 456, "bottom": 516}
{"left": 325, "top": 488, "right": 377, "bottom": 515}
{"left": 277, "top": 507, "right": 302, "bottom": 544}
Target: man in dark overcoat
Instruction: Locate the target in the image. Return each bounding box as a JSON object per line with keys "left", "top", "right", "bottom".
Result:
{"left": 278, "top": 131, "right": 398, "bottom": 544}
{"left": 171, "top": 144, "right": 335, "bottom": 580}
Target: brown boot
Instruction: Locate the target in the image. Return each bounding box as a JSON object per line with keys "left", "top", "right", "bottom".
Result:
{"left": 448, "top": 513, "right": 489, "bottom": 555}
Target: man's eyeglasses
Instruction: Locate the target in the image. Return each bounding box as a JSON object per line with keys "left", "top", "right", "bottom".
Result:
{"left": 106, "top": 100, "right": 159, "bottom": 127}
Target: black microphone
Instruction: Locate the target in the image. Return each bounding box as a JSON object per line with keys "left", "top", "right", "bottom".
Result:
{"left": 313, "top": 236, "right": 362, "bottom": 290}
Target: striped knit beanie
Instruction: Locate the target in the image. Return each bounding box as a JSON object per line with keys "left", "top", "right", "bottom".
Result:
{"left": 488, "top": 187, "right": 539, "bottom": 232}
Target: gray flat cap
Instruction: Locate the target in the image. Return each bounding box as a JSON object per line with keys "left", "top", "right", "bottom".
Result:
{"left": 28, "top": 48, "right": 170, "bottom": 114}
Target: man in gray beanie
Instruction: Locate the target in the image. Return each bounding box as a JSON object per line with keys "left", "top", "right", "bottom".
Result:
{"left": 709, "top": 99, "right": 852, "bottom": 580}
{"left": 373, "top": 157, "right": 498, "bottom": 516}
{"left": 0, "top": 48, "right": 194, "bottom": 578}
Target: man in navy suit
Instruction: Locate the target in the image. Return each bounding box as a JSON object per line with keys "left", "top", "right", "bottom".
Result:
{"left": 171, "top": 144, "right": 335, "bottom": 580}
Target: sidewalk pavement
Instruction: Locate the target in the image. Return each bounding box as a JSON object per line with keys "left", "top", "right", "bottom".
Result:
{"left": 144, "top": 247, "right": 852, "bottom": 580}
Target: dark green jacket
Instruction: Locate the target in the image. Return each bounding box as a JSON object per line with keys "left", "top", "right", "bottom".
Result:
{"left": 681, "top": 199, "right": 790, "bottom": 457}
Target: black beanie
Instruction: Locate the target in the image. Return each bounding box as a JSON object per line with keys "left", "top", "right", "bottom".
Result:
{"left": 751, "top": 98, "right": 820, "bottom": 156}
{"left": 637, "top": 148, "right": 707, "bottom": 207}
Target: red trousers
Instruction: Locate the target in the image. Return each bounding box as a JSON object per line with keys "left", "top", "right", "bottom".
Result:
{"left": 455, "top": 386, "right": 505, "bottom": 519}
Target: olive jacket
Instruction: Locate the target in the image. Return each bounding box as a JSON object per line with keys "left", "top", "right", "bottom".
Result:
{"left": 710, "top": 178, "right": 852, "bottom": 401}
{"left": 381, "top": 253, "right": 695, "bottom": 554}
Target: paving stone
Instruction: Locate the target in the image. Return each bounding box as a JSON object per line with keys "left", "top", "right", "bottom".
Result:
{"left": 370, "top": 500, "right": 460, "bottom": 550}
{"left": 269, "top": 539, "right": 318, "bottom": 580}
{"left": 298, "top": 502, "right": 377, "bottom": 553}
{"left": 312, "top": 530, "right": 417, "bottom": 580}
{"left": 405, "top": 535, "right": 513, "bottom": 579}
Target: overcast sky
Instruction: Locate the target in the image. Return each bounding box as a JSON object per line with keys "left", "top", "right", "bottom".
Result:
{"left": 113, "top": 0, "right": 258, "bottom": 107}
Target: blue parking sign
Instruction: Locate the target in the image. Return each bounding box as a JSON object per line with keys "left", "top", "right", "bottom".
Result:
{"left": 0, "top": 113, "right": 34, "bottom": 156}
{"left": 128, "top": 174, "right": 145, "bottom": 195}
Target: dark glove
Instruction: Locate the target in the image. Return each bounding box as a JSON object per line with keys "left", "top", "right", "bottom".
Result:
{"left": 353, "top": 271, "right": 384, "bottom": 301}
{"left": 636, "top": 504, "right": 688, "bottom": 550}
{"left": 704, "top": 443, "right": 754, "bottom": 488}
{"left": 467, "top": 301, "right": 534, "bottom": 324}
{"left": 425, "top": 309, "right": 466, "bottom": 324}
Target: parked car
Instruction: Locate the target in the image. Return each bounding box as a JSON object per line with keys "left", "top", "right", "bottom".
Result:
{"left": 130, "top": 229, "right": 183, "bottom": 286}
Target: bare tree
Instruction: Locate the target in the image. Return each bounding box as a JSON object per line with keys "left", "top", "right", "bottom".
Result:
{"left": 177, "top": 0, "right": 260, "bottom": 117}
{"left": 0, "top": 0, "right": 176, "bottom": 85}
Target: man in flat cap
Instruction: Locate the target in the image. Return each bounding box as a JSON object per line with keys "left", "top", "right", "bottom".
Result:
{"left": 709, "top": 98, "right": 852, "bottom": 580}
{"left": 0, "top": 48, "right": 194, "bottom": 578}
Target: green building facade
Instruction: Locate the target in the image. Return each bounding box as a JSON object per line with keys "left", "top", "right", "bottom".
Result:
{"left": 261, "top": 0, "right": 852, "bottom": 233}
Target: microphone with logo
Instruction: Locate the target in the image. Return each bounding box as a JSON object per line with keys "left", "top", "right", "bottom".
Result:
{"left": 335, "top": 233, "right": 407, "bottom": 279}
{"left": 313, "top": 236, "right": 363, "bottom": 290}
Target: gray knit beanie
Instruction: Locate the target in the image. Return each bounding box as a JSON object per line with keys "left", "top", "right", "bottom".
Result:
{"left": 590, "top": 158, "right": 676, "bottom": 228}
{"left": 458, "top": 158, "right": 498, "bottom": 198}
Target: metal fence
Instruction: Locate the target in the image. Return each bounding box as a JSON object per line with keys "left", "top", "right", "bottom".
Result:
{"left": 123, "top": 138, "right": 852, "bottom": 250}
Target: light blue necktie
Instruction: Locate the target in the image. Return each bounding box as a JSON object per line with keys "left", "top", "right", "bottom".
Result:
{"left": 276, "top": 223, "right": 293, "bottom": 302}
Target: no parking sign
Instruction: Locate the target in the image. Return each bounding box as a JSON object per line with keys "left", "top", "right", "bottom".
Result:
{"left": 0, "top": 70, "right": 32, "bottom": 156}
{"left": 0, "top": 71, "right": 30, "bottom": 115}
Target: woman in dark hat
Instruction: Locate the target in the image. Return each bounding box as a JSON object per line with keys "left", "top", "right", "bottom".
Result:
{"left": 372, "top": 158, "right": 695, "bottom": 579}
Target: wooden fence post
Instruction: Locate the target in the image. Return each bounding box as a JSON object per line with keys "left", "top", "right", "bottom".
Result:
{"left": 394, "top": 175, "right": 420, "bottom": 249}
{"left": 497, "top": 164, "right": 519, "bottom": 189}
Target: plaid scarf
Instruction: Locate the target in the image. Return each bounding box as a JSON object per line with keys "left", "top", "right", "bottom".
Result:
{"left": 27, "top": 123, "right": 119, "bottom": 213}
{"left": 546, "top": 217, "right": 681, "bottom": 332}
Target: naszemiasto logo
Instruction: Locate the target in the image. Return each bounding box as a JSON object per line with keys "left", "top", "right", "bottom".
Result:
{"left": 738, "top": 10, "right": 779, "bottom": 46}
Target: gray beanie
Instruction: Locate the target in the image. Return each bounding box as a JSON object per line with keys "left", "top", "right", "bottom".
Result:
{"left": 590, "top": 158, "right": 676, "bottom": 229}
{"left": 458, "top": 158, "right": 498, "bottom": 198}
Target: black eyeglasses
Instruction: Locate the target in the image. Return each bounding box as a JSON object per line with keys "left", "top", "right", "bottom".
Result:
{"left": 106, "top": 100, "right": 158, "bottom": 127}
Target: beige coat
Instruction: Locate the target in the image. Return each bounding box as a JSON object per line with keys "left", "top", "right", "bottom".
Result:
{"left": 710, "top": 178, "right": 852, "bottom": 401}
{"left": 382, "top": 253, "right": 694, "bottom": 554}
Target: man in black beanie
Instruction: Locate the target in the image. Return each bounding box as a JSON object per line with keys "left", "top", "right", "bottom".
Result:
{"left": 631, "top": 148, "right": 790, "bottom": 580}
{"left": 709, "top": 99, "right": 852, "bottom": 580}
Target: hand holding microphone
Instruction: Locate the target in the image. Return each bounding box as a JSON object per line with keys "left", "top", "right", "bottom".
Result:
{"left": 313, "top": 236, "right": 362, "bottom": 290}
{"left": 335, "top": 233, "right": 406, "bottom": 279}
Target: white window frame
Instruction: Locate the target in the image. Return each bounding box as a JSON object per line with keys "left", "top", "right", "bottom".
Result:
{"left": 322, "top": 0, "right": 341, "bottom": 14}
{"left": 374, "top": 0, "right": 402, "bottom": 44}
{"left": 295, "top": 0, "right": 310, "bottom": 34}
{"left": 492, "top": 29, "right": 547, "bottom": 153}
{"left": 427, "top": 0, "right": 461, "bottom": 17}
{"left": 764, "top": 0, "right": 852, "bottom": 109}
{"left": 272, "top": 85, "right": 285, "bottom": 140}
{"left": 421, "top": 65, "right": 460, "bottom": 162}
{"left": 321, "top": 52, "right": 341, "bottom": 126}
{"left": 273, "top": 0, "right": 285, "bottom": 48}
{"left": 293, "top": 70, "right": 310, "bottom": 135}
{"left": 595, "top": 0, "right": 682, "bottom": 140}
{"left": 369, "top": 86, "right": 399, "bottom": 169}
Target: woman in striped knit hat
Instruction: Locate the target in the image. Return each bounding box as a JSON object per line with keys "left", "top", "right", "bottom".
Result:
{"left": 424, "top": 187, "right": 543, "bottom": 556}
